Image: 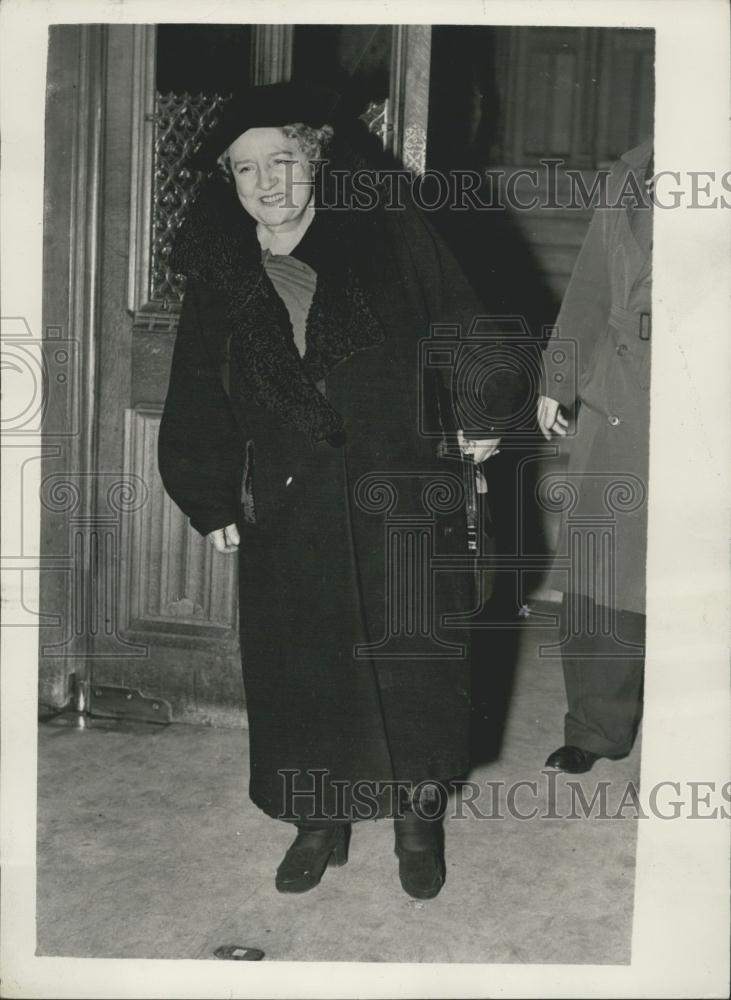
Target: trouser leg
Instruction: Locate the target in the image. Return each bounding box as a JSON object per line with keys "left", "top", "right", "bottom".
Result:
{"left": 560, "top": 593, "right": 645, "bottom": 757}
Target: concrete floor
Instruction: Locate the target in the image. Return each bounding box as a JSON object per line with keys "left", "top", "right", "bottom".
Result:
{"left": 36, "top": 614, "right": 641, "bottom": 964}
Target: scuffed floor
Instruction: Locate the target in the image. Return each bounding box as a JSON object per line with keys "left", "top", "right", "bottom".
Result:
{"left": 36, "top": 615, "right": 641, "bottom": 963}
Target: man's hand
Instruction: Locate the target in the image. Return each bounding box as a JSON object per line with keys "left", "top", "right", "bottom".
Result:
{"left": 207, "top": 523, "right": 240, "bottom": 553}
{"left": 457, "top": 429, "right": 501, "bottom": 464}
{"left": 537, "top": 395, "right": 569, "bottom": 441}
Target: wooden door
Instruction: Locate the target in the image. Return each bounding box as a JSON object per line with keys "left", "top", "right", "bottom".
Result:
{"left": 40, "top": 24, "right": 259, "bottom": 726}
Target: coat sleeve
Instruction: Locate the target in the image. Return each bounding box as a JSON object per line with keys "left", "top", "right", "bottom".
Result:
{"left": 542, "top": 205, "right": 612, "bottom": 407}
{"left": 157, "top": 281, "right": 245, "bottom": 536}
{"left": 392, "top": 199, "right": 531, "bottom": 438}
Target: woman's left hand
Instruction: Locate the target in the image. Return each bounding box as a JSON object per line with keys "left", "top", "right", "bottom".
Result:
{"left": 457, "top": 430, "right": 501, "bottom": 464}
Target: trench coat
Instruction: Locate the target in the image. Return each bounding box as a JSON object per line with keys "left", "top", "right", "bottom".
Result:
{"left": 158, "top": 169, "right": 528, "bottom": 822}
{"left": 542, "top": 139, "right": 653, "bottom": 615}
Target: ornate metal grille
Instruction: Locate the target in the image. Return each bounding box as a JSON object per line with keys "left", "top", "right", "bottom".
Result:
{"left": 402, "top": 123, "right": 428, "bottom": 175}
{"left": 150, "top": 91, "right": 230, "bottom": 308}
{"left": 361, "top": 99, "right": 391, "bottom": 146}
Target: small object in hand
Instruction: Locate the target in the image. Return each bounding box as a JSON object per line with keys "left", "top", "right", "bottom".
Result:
{"left": 213, "top": 944, "right": 265, "bottom": 961}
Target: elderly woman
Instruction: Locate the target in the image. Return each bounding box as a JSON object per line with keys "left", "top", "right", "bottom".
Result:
{"left": 159, "top": 83, "right": 526, "bottom": 899}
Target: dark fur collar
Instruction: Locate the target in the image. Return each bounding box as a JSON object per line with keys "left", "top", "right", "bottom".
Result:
{"left": 170, "top": 172, "right": 385, "bottom": 443}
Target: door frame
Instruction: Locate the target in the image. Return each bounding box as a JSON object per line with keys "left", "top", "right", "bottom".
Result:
{"left": 39, "top": 25, "right": 106, "bottom": 711}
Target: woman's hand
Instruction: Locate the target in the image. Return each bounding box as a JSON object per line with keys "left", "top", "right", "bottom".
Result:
{"left": 537, "top": 395, "right": 569, "bottom": 440}
{"left": 207, "top": 523, "right": 240, "bottom": 553}
{"left": 457, "top": 429, "right": 501, "bottom": 464}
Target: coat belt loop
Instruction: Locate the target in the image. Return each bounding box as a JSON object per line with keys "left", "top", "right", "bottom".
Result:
{"left": 639, "top": 312, "right": 651, "bottom": 341}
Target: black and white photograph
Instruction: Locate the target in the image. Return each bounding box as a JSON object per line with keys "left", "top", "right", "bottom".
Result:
{"left": 1, "top": 1, "right": 729, "bottom": 997}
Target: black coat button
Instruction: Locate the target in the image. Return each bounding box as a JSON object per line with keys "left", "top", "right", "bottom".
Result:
{"left": 617, "top": 344, "right": 628, "bottom": 356}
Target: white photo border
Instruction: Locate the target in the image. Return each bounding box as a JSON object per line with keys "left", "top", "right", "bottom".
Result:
{"left": 1, "top": 1, "right": 729, "bottom": 997}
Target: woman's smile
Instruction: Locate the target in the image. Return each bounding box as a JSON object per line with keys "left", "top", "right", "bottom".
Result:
{"left": 226, "top": 127, "right": 315, "bottom": 232}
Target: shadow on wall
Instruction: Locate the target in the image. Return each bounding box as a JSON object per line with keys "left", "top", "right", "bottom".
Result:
{"left": 427, "top": 26, "right": 561, "bottom": 767}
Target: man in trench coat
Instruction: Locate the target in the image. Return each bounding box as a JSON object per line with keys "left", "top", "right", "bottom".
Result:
{"left": 538, "top": 138, "right": 653, "bottom": 774}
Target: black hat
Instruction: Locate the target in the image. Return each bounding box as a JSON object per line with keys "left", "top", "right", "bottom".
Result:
{"left": 189, "top": 82, "right": 343, "bottom": 171}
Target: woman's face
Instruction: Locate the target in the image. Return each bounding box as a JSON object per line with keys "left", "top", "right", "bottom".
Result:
{"left": 226, "top": 127, "right": 316, "bottom": 231}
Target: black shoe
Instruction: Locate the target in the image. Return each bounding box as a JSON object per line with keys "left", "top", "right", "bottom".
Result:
{"left": 394, "top": 810, "right": 445, "bottom": 900}
{"left": 275, "top": 823, "right": 350, "bottom": 894}
{"left": 544, "top": 744, "right": 627, "bottom": 773}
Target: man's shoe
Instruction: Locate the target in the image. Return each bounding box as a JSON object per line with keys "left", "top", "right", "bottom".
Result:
{"left": 544, "top": 744, "right": 601, "bottom": 773}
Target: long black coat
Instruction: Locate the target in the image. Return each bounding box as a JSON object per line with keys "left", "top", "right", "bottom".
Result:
{"left": 158, "top": 167, "right": 528, "bottom": 822}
